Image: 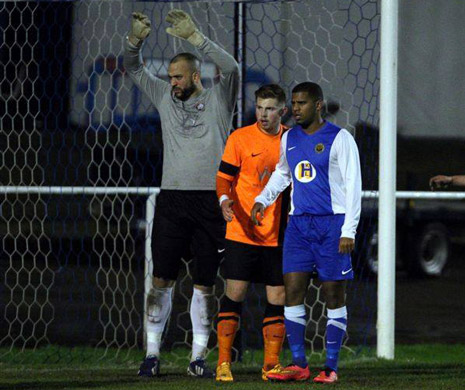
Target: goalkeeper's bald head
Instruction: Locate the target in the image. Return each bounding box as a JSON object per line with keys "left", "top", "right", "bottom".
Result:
{"left": 170, "top": 52, "right": 201, "bottom": 74}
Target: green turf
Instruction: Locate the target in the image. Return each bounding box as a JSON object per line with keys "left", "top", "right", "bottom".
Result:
{"left": 1, "top": 345, "right": 464, "bottom": 390}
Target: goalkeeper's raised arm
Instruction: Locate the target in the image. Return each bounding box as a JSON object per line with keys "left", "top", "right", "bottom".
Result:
{"left": 123, "top": 12, "right": 169, "bottom": 109}
{"left": 164, "top": 9, "right": 240, "bottom": 112}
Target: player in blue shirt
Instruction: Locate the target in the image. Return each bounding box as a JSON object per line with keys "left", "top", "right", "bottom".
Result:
{"left": 251, "top": 82, "right": 361, "bottom": 384}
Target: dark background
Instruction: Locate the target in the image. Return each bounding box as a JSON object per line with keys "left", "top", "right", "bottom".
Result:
{"left": 1, "top": 1, "right": 464, "bottom": 359}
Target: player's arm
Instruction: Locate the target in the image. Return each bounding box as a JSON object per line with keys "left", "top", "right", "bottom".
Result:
{"left": 201, "top": 37, "right": 240, "bottom": 113}
{"left": 336, "top": 129, "right": 362, "bottom": 253}
{"left": 217, "top": 176, "right": 235, "bottom": 222}
{"left": 251, "top": 132, "right": 292, "bottom": 226}
{"left": 164, "top": 9, "right": 239, "bottom": 112}
{"left": 123, "top": 12, "right": 170, "bottom": 108}
{"left": 217, "top": 134, "right": 241, "bottom": 222}
{"left": 430, "top": 175, "right": 465, "bottom": 190}
{"left": 165, "top": 9, "right": 238, "bottom": 74}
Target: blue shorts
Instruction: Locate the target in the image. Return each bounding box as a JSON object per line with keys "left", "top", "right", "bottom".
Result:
{"left": 283, "top": 214, "right": 354, "bottom": 281}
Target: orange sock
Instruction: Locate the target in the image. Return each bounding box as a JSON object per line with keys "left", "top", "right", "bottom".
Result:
{"left": 217, "top": 312, "right": 240, "bottom": 365}
{"left": 262, "top": 316, "right": 285, "bottom": 370}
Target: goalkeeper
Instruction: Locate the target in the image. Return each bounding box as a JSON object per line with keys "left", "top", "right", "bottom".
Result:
{"left": 123, "top": 10, "right": 239, "bottom": 379}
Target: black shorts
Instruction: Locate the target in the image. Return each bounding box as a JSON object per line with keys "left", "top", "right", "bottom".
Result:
{"left": 223, "top": 239, "right": 284, "bottom": 286}
{"left": 151, "top": 190, "right": 225, "bottom": 287}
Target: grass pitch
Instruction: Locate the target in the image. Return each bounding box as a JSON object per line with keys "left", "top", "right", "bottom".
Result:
{"left": 1, "top": 344, "right": 464, "bottom": 390}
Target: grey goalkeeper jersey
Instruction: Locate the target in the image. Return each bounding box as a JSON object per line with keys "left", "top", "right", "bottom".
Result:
{"left": 123, "top": 37, "right": 240, "bottom": 190}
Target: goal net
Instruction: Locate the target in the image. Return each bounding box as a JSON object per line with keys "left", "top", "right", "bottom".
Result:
{"left": 0, "top": 0, "right": 379, "bottom": 364}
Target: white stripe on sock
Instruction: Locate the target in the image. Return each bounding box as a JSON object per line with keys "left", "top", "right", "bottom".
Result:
{"left": 327, "top": 306, "right": 347, "bottom": 319}
{"left": 284, "top": 304, "right": 307, "bottom": 325}
{"left": 327, "top": 319, "right": 347, "bottom": 331}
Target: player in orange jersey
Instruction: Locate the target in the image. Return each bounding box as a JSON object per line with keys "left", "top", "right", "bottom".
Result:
{"left": 215, "top": 84, "right": 290, "bottom": 382}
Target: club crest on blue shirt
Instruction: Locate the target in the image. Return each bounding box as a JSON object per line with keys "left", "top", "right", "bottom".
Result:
{"left": 315, "top": 143, "right": 325, "bottom": 153}
{"left": 195, "top": 102, "right": 205, "bottom": 111}
{"left": 294, "top": 160, "right": 317, "bottom": 183}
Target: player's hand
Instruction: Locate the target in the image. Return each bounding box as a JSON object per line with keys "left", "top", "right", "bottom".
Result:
{"left": 429, "top": 175, "right": 452, "bottom": 191}
{"left": 339, "top": 237, "right": 355, "bottom": 254}
{"left": 250, "top": 202, "right": 265, "bottom": 226}
{"left": 129, "top": 12, "right": 151, "bottom": 47}
{"left": 221, "top": 199, "right": 234, "bottom": 222}
{"left": 165, "top": 9, "right": 204, "bottom": 46}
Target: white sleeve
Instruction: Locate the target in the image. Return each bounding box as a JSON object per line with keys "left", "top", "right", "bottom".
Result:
{"left": 255, "top": 131, "right": 292, "bottom": 207}
{"left": 335, "top": 129, "right": 362, "bottom": 239}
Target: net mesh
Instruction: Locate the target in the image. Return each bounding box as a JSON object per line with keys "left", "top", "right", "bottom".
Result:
{"left": 0, "top": 0, "right": 379, "bottom": 364}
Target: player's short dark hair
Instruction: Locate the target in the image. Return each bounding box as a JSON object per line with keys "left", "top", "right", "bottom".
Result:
{"left": 292, "top": 82, "right": 324, "bottom": 102}
{"left": 170, "top": 52, "right": 201, "bottom": 73}
{"left": 254, "top": 84, "right": 286, "bottom": 105}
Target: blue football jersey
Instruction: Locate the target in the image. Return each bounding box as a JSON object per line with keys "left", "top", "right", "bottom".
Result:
{"left": 256, "top": 120, "right": 362, "bottom": 239}
{"left": 285, "top": 122, "right": 340, "bottom": 215}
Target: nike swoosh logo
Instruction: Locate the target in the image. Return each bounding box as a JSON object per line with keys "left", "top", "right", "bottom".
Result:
{"left": 251, "top": 152, "right": 262, "bottom": 157}
{"left": 327, "top": 341, "right": 337, "bottom": 344}
{"left": 218, "top": 248, "right": 225, "bottom": 253}
{"left": 288, "top": 146, "right": 296, "bottom": 151}
{"left": 341, "top": 268, "right": 352, "bottom": 275}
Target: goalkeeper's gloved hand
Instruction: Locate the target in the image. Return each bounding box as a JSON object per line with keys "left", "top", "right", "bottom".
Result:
{"left": 165, "top": 9, "right": 205, "bottom": 47}
{"left": 128, "top": 12, "right": 151, "bottom": 47}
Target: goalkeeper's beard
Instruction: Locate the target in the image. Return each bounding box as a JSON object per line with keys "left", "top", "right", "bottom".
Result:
{"left": 171, "top": 84, "right": 197, "bottom": 102}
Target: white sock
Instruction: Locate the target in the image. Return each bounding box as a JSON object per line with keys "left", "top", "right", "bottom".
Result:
{"left": 146, "top": 286, "right": 174, "bottom": 358}
{"left": 190, "top": 287, "right": 216, "bottom": 361}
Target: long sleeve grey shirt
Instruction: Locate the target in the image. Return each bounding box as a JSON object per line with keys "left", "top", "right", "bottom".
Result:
{"left": 123, "top": 37, "right": 240, "bottom": 190}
